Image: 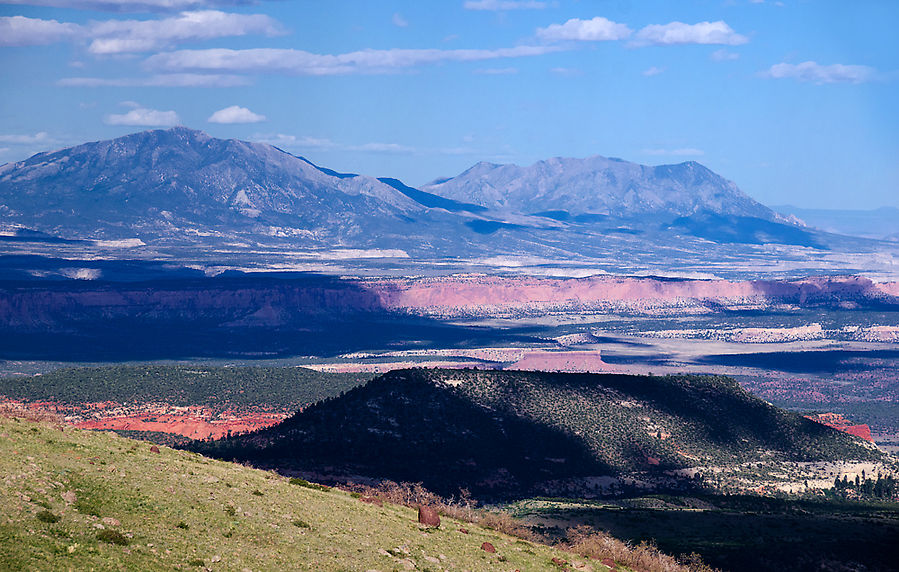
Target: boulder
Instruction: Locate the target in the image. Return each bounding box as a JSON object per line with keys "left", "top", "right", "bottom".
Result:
{"left": 417, "top": 505, "right": 440, "bottom": 527}
{"left": 481, "top": 542, "right": 496, "bottom": 553}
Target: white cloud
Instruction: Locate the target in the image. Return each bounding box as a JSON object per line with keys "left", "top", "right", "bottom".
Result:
{"left": 643, "top": 148, "right": 705, "bottom": 156}
{"left": 762, "top": 61, "right": 875, "bottom": 84}
{"left": 144, "top": 45, "right": 561, "bottom": 75}
{"left": 633, "top": 21, "right": 748, "bottom": 46}
{"left": 0, "top": 131, "right": 52, "bottom": 144}
{"left": 207, "top": 105, "right": 265, "bottom": 124}
{"left": 549, "top": 66, "right": 581, "bottom": 76}
{"left": 251, "top": 133, "right": 336, "bottom": 149}
{"left": 58, "top": 73, "right": 251, "bottom": 87}
{"left": 87, "top": 10, "right": 282, "bottom": 54}
{"left": 104, "top": 106, "right": 180, "bottom": 125}
{"left": 251, "top": 133, "right": 414, "bottom": 154}
{"left": 464, "top": 0, "right": 547, "bottom": 10}
{"left": 536, "top": 16, "right": 631, "bottom": 42}
{"left": 348, "top": 142, "right": 414, "bottom": 154}
{"left": 0, "top": 15, "right": 80, "bottom": 46}
{"left": 711, "top": 48, "right": 739, "bottom": 61}
{"left": 0, "top": 10, "right": 280, "bottom": 53}
{"left": 474, "top": 67, "right": 517, "bottom": 75}
{"left": 392, "top": 13, "right": 408, "bottom": 28}
{"left": 0, "top": 0, "right": 252, "bottom": 12}
{"left": 642, "top": 66, "right": 664, "bottom": 76}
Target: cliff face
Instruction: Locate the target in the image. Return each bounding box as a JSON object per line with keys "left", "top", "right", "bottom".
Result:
{"left": 2, "top": 274, "right": 896, "bottom": 330}
{"left": 366, "top": 274, "right": 899, "bottom": 315}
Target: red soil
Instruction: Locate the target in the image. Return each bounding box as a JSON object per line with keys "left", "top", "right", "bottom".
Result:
{"left": 805, "top": 412, "right": 874, "bottom": 442}
{"left": 73, "top": 412, "right": 287, "bottom": 440}
{"left": 1, "top": 398, "right": 288, "bottom": 440}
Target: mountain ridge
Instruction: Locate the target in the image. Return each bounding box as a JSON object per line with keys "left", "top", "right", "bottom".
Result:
{"left": 0, "top": 128, "right": 868, "bottom": 274}
{"left": 424, "top": 153, "right": 778, "bottom": 220}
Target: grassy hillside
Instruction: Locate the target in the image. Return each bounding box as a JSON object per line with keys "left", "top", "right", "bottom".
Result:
{"left": 0, "top": 410, "right": 597, "bottom": 571}
{"left": 0, "top": 365, "right": 374, "bottom": 412}
{"left": 195, "top": 369, "right": 881, "bottom": 497}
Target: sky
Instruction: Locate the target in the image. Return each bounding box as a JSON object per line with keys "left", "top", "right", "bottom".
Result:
{"left": 0, "top": 0, "right": 896, "bottom": 210}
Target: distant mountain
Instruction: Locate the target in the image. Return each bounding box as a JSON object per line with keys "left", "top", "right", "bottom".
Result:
{"left": 196, "top": 368, "right": 880, "bottom": 499}
{"left": 424, "top": 156, "right": 778, "bottom": 220}
{"left": 0, "top": 129, "right": 878, "bottom": 274}
{"left": 773, "top": 205, "right": 899, "bottom": 242}
{"left": 0, "top": 127, "right": 455, "bottom": 247}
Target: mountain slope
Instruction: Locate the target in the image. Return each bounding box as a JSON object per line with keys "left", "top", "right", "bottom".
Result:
{"left": 0, "top": 127, "right": 452, "bottom": 245}
{"left": 424, "top": 156, "right": 777, "bottom": 220}
{"left": 197, "top": 369, "right": 881, "bottom": 498}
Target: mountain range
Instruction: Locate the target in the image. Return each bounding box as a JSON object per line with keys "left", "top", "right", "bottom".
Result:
{"left": 0, "top": 128, "right": 806, "bottom": 242}
{"left": 1, "top": 127, "right": 893, "bottom": 279}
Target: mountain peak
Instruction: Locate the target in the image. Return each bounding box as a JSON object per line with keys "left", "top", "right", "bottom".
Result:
{"left": 0, "top": 128, "right": 429, "bottom": 243}
{"left": 424, "top": 154, "right": 773, "bottom": 220}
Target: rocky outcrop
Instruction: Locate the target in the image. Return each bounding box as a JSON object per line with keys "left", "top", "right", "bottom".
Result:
{"left": 805, "top": 413, "right": 874, "bottom": 443}
{"left": 417, "top": 505, "right": 440, "bottom": 527}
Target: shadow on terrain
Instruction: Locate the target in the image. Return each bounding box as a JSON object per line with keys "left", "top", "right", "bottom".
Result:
{"left": 540, "top": 495, "right": 899, "bottom": 572}
{"left": 697, "top": 349, "right": 899, "bottom": 373}
{"left": 0, "top": 270, "right": 535, "bottom": 360}
{"left": 192, "top": 370, "right": 875, "bottom": 500}
{"left": 192, "top": 371, "right": 615, "bottom": 500}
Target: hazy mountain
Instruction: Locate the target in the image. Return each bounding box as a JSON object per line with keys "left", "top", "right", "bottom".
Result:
{"left": 424, "top": 155, "right": 779, "bottom": 220}
{"left": 0, "top": 129, "right": 872, "bottom": 274}
{"left": 773, "top": 205, "right": 899, "bottom": 241}
{"left": 0, "top": 127, "right": 443, "bottom": 244}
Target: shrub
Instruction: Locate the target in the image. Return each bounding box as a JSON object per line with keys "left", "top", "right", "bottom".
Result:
{"left": 96, "top": 529, "right": 129, "bottom": 546}
{"left": 36, "top": 510, "right": 60, "bottom": 523}
{"left": 288, "top": 478, "right": 330, "bottom": 492}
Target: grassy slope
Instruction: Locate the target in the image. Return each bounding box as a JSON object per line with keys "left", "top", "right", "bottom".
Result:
{"left": 0, "top": 415, "right": 583, "bottom": 571}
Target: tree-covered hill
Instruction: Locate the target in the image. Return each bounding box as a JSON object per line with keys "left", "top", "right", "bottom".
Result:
{"left": 196, "top": 369, "right": 882, "bottom": 498}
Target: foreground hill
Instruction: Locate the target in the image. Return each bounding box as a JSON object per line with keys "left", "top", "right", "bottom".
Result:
{"left": 197, "top": 369, "right": 882, "bottom": 498}
{"left": 0, "top": 410, "right": 603, "bottom": 571}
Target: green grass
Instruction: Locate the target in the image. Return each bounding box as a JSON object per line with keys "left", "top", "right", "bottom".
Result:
{"left": 0, "top": 414, "right": 587, "bottom": 571}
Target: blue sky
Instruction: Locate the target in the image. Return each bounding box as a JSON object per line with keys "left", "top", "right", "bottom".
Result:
{"left": 0, "top": 0, "right": 896, "bottom": 209}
